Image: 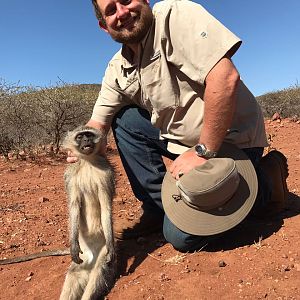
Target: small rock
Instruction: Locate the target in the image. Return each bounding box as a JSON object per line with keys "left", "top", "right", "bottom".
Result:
{"left": 159, "top": 273, "right": 170, "bottom": 282}
{"left": 281, "top": 265, "right": 291, "bottom": 272}
{"left": 28, "top": 271, "right": 34, "bottom": 276}
{"left": 218, "top": 260, "right": 227, "bottom": 267}
{"left": 272, "top": 112, "right": 281, "bottom": 121}
{"left": 36, "top": 240, "right": 47, "bottom": 246}
{"left": 39, "top": 196, "right": 49, "bottom": 203}
{"left": 25, "top": 276, "right": 32, "bottom": 282}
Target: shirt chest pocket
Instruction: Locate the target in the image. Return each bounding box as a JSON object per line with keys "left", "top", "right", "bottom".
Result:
{"left": 141, "top": 54, "right": 179, "bottom": 112}
{"left": 115, "top": 70, "right": 140, "bottom": 99}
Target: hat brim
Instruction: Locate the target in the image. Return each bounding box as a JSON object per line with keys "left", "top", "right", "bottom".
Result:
{"left": 161, "top": 143, "right": 258, "bottom": 236}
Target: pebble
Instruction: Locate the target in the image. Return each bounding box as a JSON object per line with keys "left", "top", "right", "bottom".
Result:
{"left": 39, "top": 196, "right": 49, "bottom": 203}
{"left": 281, "top": 265, "right": 291, "bottom": 272}
{"left": 218, "top": 260, "right": 227, "bottom": 267}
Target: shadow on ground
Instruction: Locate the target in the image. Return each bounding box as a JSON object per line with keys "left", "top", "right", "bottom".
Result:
{"left": 193, "top": 192, "right": 299, "bottom": 252}
{"left": 115, "top": 192, "right": 300, "bottom": 276}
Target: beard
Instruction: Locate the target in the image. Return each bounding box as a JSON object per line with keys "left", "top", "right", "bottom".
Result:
{"left": 107, "top": 3, "right": 153, "bottom": 44}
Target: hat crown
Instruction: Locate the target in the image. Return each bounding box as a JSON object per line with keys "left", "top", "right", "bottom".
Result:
{"left": 177, "top": 158, "right": 240, "bottom": 211}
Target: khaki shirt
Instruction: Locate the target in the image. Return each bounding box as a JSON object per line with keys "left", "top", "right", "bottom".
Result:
{"left": 91, "top": 0, "right": 268, "bottom": 154}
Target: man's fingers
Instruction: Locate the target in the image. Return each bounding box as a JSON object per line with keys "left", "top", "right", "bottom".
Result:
{"left": 66, "top": 156, "right": 78, "bottom": 163}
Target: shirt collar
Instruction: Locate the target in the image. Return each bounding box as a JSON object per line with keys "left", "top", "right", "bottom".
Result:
{"left": 120, "top": 18, "right": 155, "bottom": 69}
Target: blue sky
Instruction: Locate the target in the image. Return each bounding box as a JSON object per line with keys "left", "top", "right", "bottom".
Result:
{"left": 1, "top": 0, "right": 299, "bottom": 96}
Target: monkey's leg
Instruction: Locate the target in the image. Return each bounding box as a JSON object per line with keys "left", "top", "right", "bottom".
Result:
{"left": 81, "top": 245, "right": 114, "bottom": 300}
{"left": 59, "top": 263, "right": 90, "bottom": 300}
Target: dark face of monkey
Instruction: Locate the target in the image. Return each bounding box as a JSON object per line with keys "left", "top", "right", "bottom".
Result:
{"left": 75, "top": 131, "right": 97, "bottom": 155}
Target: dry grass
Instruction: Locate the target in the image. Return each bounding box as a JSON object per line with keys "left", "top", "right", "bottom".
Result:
{"left": 253, "top": 236, "right": 264, "bottom": 249}
{"left": 148, "top": 252, "right": 187, "bottom": 265}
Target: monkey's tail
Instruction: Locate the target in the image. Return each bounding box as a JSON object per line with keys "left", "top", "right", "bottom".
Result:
{"left": 0, "top": 249, "right": 70, "bottom": 265}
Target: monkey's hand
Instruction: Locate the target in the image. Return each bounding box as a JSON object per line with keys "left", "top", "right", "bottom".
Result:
{"left": 71, "top": 241, "right": 83, "bottom": 264}
{"left": 105, "top": 248, "right": 116, "bottom": 266}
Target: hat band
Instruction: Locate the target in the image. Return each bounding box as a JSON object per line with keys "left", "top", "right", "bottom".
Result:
{"left": 174, "top": 188, "right": 235, "bottom": 212}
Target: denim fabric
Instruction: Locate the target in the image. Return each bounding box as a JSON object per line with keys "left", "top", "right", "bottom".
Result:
{"left": 112, "top": 105, "right": 177, "bottom": 212}
{"left": 112, "top": 106, "right": 270, "bottom": 251}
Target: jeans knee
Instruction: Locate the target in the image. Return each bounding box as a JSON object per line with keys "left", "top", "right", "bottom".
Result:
{"left": 163, "top": 215, "right": 202, "bottom": 252}
{"left": 163, "top": 225, "right": 187, "bottom": 252}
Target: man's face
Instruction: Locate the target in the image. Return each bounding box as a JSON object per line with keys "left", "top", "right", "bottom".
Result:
{"left": 97, "top": 0, "right": 153, "bottom": 44}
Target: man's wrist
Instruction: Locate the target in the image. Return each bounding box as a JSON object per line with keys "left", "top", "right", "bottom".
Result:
{"left": 195, "top": 143, "right": 217, "bottom": 159}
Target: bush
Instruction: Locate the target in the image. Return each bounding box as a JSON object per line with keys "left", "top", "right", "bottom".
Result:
{"left": 1, "top": 78, "right": 299, "bottom": 159}
{"left": 0, "top": 79, "right": 100, "bottom": 155}
{"left": 256, "top": 84, "right": 300, "bottom": 119}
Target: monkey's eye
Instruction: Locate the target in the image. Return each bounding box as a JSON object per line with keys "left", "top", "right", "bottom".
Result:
{"left": 75, "top": 134, "right": 83, "bottom": 142}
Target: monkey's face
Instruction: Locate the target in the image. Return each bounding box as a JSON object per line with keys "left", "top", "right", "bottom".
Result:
{"left": 75, "top": 131, "right": 98, "bottom": 155}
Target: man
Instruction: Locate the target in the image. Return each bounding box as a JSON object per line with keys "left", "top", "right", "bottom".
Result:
{"left": 69, "top": 0, "right": 289, "bottom": 251}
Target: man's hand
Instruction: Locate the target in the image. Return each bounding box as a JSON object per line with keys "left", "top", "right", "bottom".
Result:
{"left": 66, "top": 150, "right": 79, "bottom": 163}
{"left": 169, "top": 151, "right": 207, "bottom": 180}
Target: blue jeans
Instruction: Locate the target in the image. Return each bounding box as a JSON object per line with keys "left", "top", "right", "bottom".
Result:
{"left": 112, "top": 106, "right": 270, "bottom": 252}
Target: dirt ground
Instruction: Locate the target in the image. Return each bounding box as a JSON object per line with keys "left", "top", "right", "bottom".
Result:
{"left": 0, "top": 118, "right": 299, "bottom": 300}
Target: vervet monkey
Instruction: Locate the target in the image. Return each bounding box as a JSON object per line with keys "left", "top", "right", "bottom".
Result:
{"left": 60, "top": 126, "right": 116, "bottom": 300}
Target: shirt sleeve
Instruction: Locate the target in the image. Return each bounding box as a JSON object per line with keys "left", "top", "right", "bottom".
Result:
{"left": 91, "top": 61, "right": 132, "bottom": 126}
{"left": 163, "top": 0, "right": 242, "bottom": 84}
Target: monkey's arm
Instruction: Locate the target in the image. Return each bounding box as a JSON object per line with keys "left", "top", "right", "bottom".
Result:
{"left": 68, "top": 185, "right": 84, "bottom": 264}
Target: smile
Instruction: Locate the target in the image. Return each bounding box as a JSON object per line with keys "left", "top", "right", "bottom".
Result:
{"left": 119, "top": 14, "right": 138, "bottom": 29}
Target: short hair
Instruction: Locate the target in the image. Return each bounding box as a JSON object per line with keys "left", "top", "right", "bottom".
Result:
{"left": 91, "top": 0, "right": 106, "bottom": 25}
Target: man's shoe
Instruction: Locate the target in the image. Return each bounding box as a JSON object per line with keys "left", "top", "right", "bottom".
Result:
{"left": 259, "top": 150, "right": 289, "bottom": 215}
{"left": 114, "top": 209, "right": 164, "bottom": 240}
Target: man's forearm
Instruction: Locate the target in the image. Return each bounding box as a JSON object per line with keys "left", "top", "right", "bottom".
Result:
{"left": 86, "top": 119, "right": 110, "bottom": 134}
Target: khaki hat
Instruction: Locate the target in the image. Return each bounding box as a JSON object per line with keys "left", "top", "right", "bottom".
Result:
{"left": 161, "top": 143, "right": 258, "bottom": 236}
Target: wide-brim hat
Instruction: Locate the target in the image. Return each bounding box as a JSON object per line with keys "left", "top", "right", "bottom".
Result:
{"left": 161, "top": 143, "right": 258, "bottom": 236}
